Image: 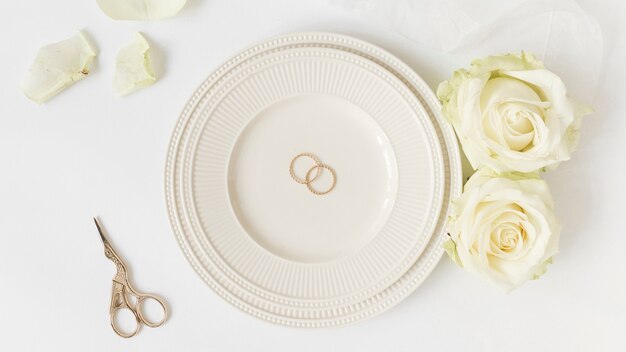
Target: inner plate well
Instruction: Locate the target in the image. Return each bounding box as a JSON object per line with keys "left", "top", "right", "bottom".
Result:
{"left": 228, "top": 94, "right": 398, "bottom": 263}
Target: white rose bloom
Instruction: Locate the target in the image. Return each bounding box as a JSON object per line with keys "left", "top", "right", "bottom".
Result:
{"left": 444, "top": 169, "right": 561, "bottom": 291}
{"left": 437, "top": 52, "right": 592, "bottom": 173}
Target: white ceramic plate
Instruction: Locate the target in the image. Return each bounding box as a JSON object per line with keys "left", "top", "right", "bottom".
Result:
{"left": 165, "top": 33, "right": 462, "bottom": 327}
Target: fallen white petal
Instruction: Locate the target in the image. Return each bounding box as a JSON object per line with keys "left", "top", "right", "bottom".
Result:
{"left": 96, "top": 0, "right": 186, "bottom": 20}
{"left": 21, "top": 32, "right": 96, "bottom": 104}
{"left": 113, "top": 32, "right": 156, "bottom": 96}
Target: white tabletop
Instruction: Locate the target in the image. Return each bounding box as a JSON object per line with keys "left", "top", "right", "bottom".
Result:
{"left": 1, "top": 1, "right": 624, "bottom": 351}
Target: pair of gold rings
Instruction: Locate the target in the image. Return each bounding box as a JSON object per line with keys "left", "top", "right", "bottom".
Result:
{"left": 289, "top": 153, "right": 336, "bottom": 195}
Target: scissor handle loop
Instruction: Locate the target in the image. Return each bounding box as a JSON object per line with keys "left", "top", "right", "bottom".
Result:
{"left": 110, "top": 304, "right": 141, "bottom": 338}
{"left": 135, "top": 293, "right": 168, "bottom": 328}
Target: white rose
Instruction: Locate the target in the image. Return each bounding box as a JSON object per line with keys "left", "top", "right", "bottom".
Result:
{"left": 444, "top": 169, "right": 561, "bottom": 291}
{"left": 437, "top": 52, "right": 592, "bottom": 173}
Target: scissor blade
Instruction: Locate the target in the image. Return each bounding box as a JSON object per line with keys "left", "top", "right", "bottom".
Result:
{"left": 93, "top": 217, "right": 108, "bottom": 245}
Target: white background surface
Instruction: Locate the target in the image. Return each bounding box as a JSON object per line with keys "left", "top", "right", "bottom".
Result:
{"left": 1, "top": 1, "right": 624, "bottom": 351}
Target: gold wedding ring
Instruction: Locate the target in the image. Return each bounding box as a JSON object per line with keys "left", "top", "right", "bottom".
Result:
{"left": 289, "top": 153, "right": 321, "bottom": 184}
{"left": 305, "top": 164, "right": 336, "bottom": 195}
{"left": 289, "top": 153, "right": 336, "bottom": 195}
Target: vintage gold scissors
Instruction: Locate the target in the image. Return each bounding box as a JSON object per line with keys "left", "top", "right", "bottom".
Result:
{"left": 94, "top": 217, "right": 168, "bottom": 338}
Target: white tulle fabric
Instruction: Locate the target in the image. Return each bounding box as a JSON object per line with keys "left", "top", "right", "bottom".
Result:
{"left": 332, "top": 0, "right": 603, "bottom": 102}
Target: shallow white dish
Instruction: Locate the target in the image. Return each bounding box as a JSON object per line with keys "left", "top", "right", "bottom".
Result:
{"left": 165, "top": 33, "right": 462, "bottom": 327}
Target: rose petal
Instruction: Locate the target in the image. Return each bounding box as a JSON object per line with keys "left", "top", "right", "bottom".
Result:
{"left": 21, "top": 32, "right": 96, "bottom": 104}
{"left": 113, "top": 32, "right": 156, "bottom": 96}
{"left": 96, "top": 0, "right": 186, "bottom": 20}
{"left": 443, "top": 238, "right": 463, "bottom": 267}
{"left": 469, "top": 52, "right": 544, "bottom": 77}
{"left": 480, "top": 77, "right": 543, "bottom": 110}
